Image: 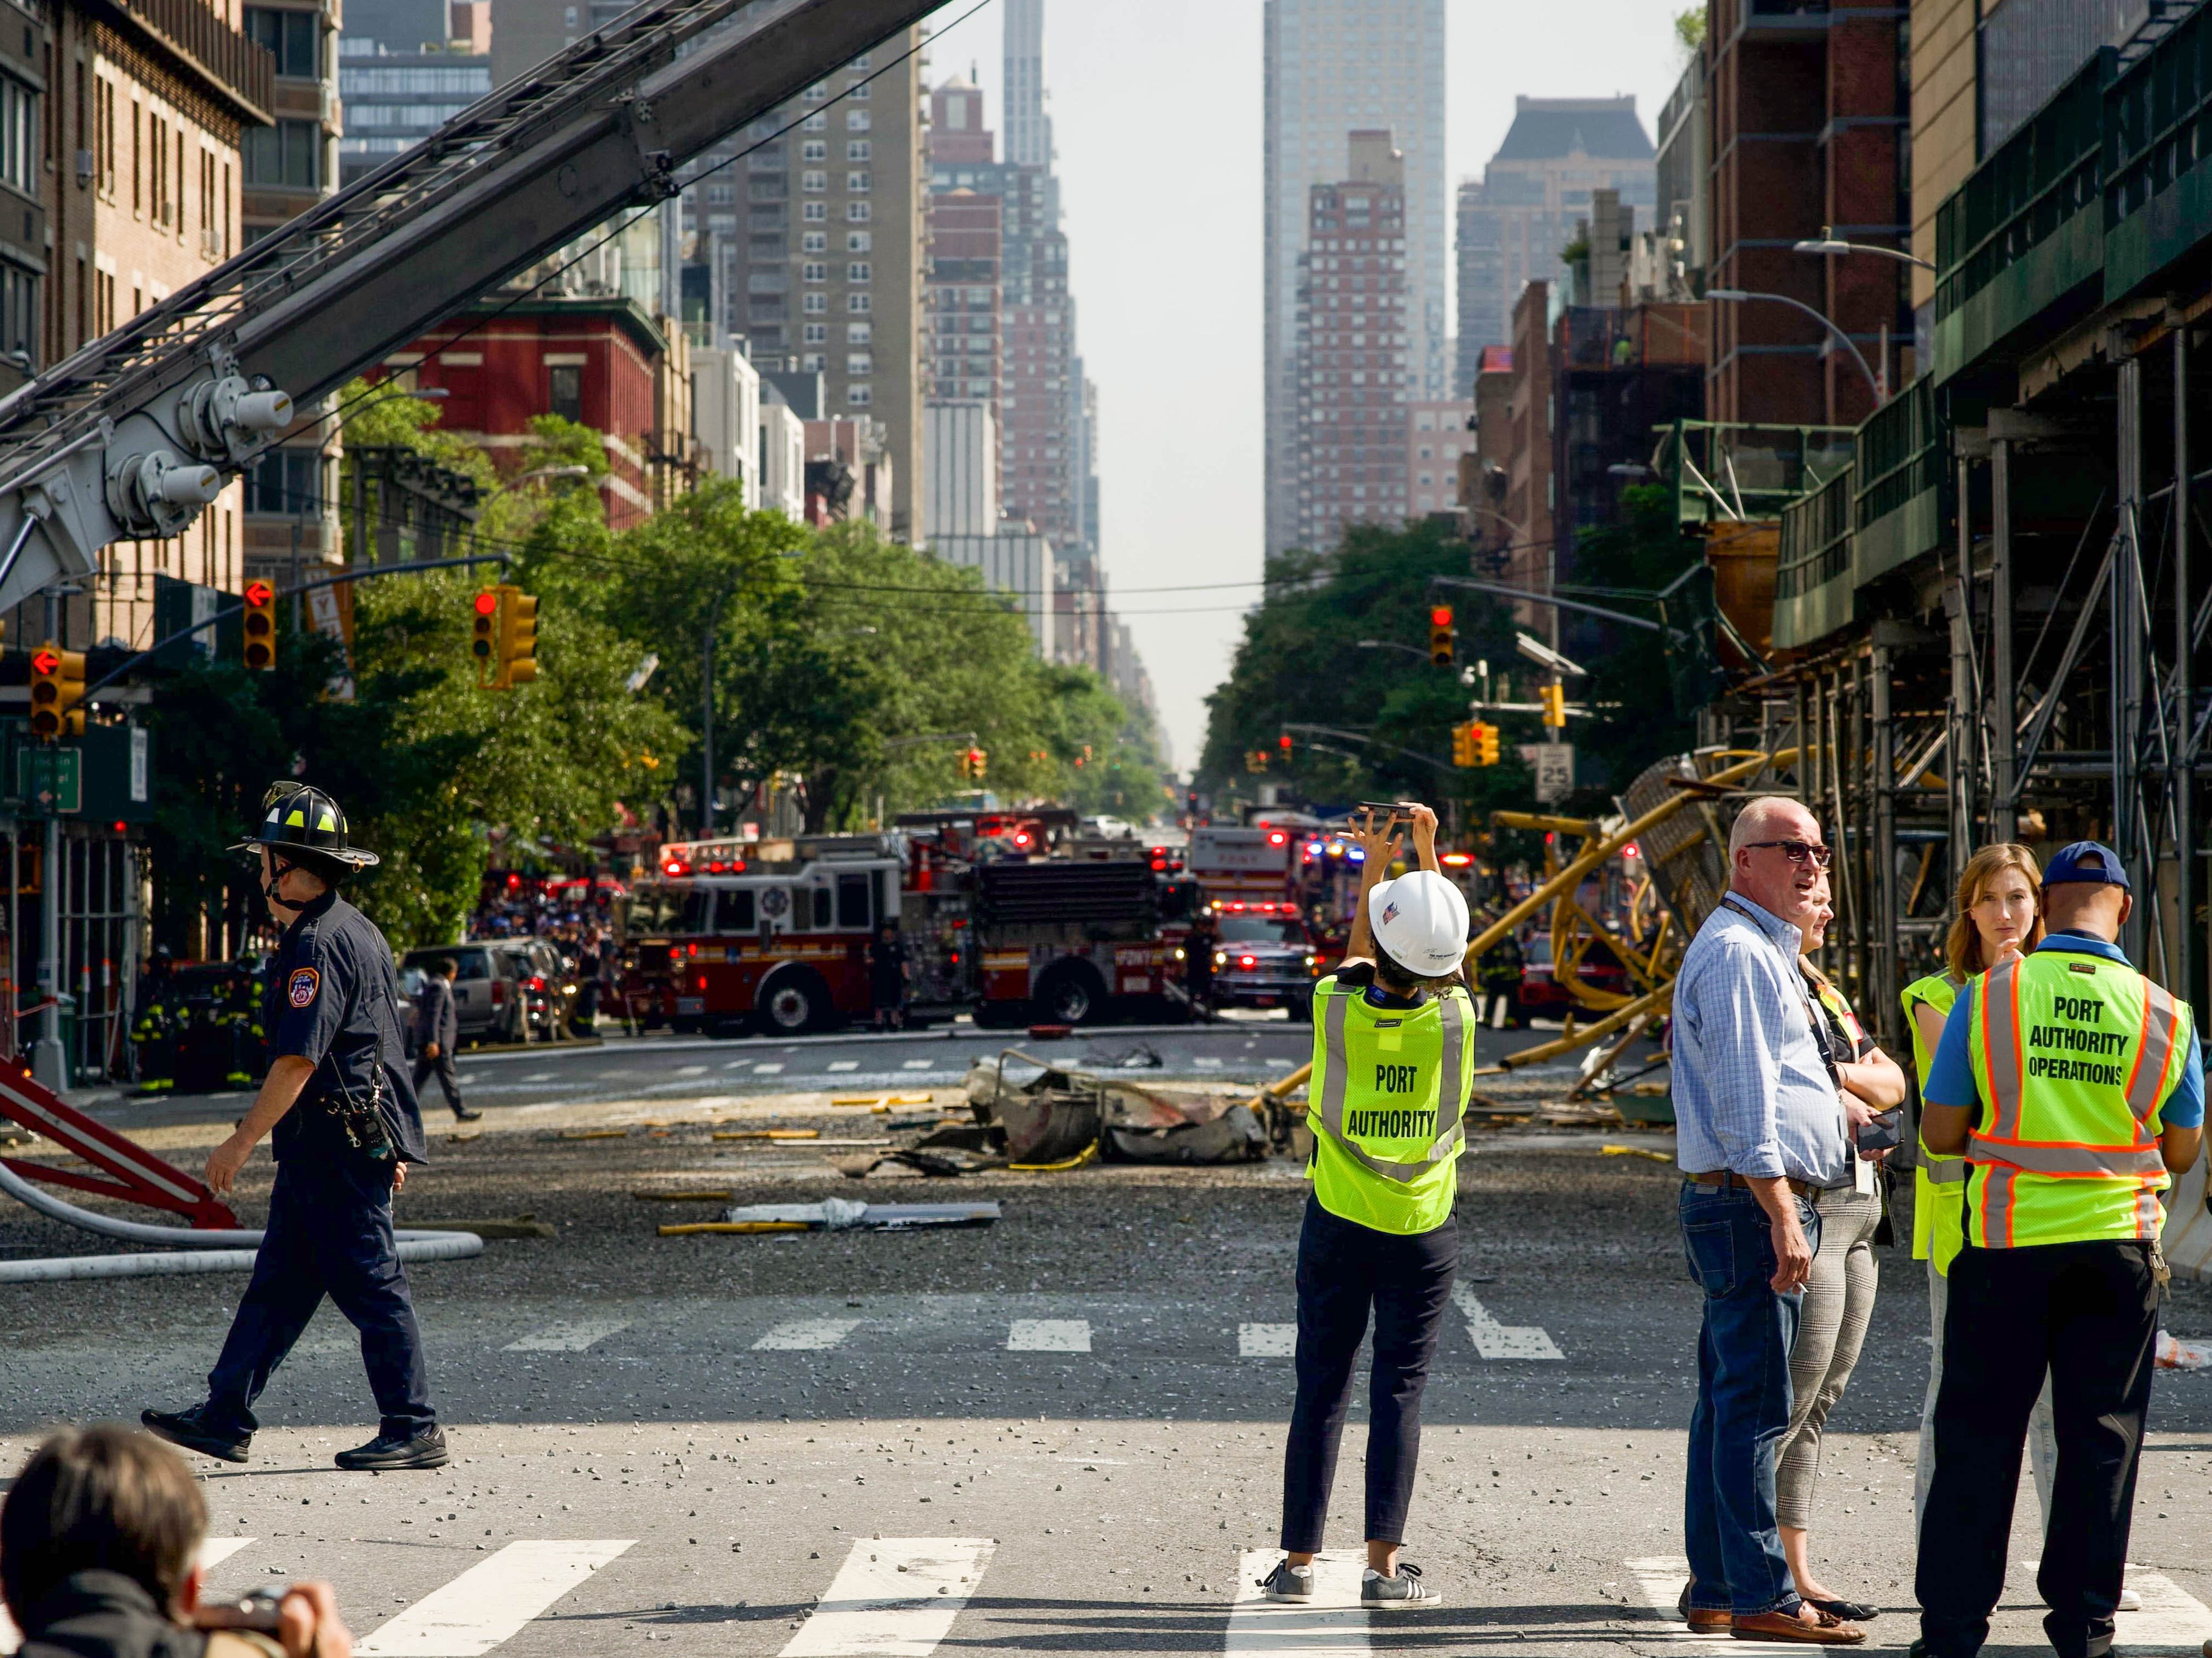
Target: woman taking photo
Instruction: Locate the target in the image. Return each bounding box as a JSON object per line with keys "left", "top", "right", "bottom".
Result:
{"left": 1900, "top": 844, "right": 2069, "bottom": 1546}
{"left": 1773, "top": 887, "right": 1907, "bottom": 1619}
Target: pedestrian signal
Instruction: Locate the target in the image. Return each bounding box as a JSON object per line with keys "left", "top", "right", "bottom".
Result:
{"left": 28, "top": 642, "right": 85, "bottom": 741}
{"left": 495, "top": 584, "right": 539, "bottom": 689}
{"left": 471, "top": 590, "right": 498, "bottom": 681}
{"left": 242, "top": 579, "right": 276, "bottom": 671}
{"left": 1540, "top": 682, "right": 1567, "bottom": 729}
{"left": 1428, "top": 605, "right": 1454, "bottom": 667}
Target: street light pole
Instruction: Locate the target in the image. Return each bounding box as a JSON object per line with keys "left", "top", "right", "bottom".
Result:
{"left": 1707, "top": 287, "right": 1884, "bottom": 403}
{"left": 1791, "top": 226, "right": 1937, "bottom": 272}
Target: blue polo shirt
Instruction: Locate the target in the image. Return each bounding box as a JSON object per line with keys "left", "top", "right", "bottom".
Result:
{"left": 1923, "top": 930, "right": 2205, "bottom": 1127}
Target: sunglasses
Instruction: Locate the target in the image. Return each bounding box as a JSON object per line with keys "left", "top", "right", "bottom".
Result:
{"left": 1743, "top": 838, "right": 1834, "bottom": 868}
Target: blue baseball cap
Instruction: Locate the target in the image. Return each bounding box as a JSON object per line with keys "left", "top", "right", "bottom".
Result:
{"left": 2042, "top": 840, "right": 2130, "bottom": 890}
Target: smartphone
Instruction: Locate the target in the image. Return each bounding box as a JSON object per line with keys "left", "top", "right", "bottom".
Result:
{"left": 1354, "top": 801, "right": 1417, "bottom": 814}
{"left": 1855, "top": 1106, "right": 1904, "bottom": 1155}
{"left": 195, "top": 1589, "right": 285, "bottom": 1632}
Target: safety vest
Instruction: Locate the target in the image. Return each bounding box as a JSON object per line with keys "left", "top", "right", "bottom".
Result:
{"left": 1964, "top": 950, "right": 2191, "bottom": 1247}
{"left": 1901, "top": 971, "right": 1965, "bottom": 1272}
{"left": 1307, "top": 973, "right": 1474, "bottom": 1235}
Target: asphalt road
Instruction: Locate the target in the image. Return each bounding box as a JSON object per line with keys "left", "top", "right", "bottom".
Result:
{"left": 2, "top": 1025, "right": 2210, "bottom": 1657}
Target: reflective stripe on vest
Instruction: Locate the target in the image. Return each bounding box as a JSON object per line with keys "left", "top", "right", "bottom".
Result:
{"left": 1922, "top": 1153, "right": 1966, "bottom": 1186}
{"left": 1974, "top": 959, "right": 2176, "bottom": 1181}
{"left": 1315, "top": 988, "right": 1468, "bottom": 1182}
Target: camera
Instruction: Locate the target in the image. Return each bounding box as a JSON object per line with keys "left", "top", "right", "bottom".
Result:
{"left": 194, "top": 1587, "right": 285, "bottom": 1632}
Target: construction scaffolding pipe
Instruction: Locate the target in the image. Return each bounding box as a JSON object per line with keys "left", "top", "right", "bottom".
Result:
{"left": 0, "top": 1157, "right": 483, "bottom": 1282}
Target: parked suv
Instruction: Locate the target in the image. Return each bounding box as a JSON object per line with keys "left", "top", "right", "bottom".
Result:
{"left": 1205, "top": 901, "right": 1321, "bottom": 1020}
{"left": 400, "top": 943, "right": 532, "bottom": 1046}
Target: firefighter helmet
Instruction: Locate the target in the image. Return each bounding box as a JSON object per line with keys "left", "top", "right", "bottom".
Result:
{"left": 229, "top": 782, "right": 381, "bottom": 869}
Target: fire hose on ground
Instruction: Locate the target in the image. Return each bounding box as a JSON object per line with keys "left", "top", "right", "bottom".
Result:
{"left": 0, "top": 1157, "right": 483, "bottom": 1283}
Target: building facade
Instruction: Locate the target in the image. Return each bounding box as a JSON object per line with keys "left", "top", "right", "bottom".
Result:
{"left": 1406, "top": 399, "right": 1471, "bottom": 519}
{"left": 1264, "top": 0, "right": 1445, "bottom": 556}
{"left": 1290, "top": 130, "right": 1411, "bottom": 550}
{"left": 1453, "top": 95, "right": 1655, "bottom": 394}
{"left": 677, "top": 30, "right": 924, "bottom": 539}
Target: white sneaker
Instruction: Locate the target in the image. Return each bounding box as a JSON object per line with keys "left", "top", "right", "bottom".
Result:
{"left": 2118, "top": 1587, "right": 2143, "bottom": 1613}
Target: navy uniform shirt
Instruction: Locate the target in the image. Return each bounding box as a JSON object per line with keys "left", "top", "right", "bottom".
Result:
{"left": 265, "top": 890, "right": 430, "bottom": 1164}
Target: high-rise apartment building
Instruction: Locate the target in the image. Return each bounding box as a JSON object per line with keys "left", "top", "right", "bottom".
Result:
{"left": 1263, "top": 0, "right": 1445, "bottom": 556}
{"left": 678, "top": 29, "right": 925, "bottom": 537}
{"left": 1453, "top": 97, "right": 1654, "bottom": 394}
{"left": 339, "top": 0, "right": 490, "bottom": 188}
{"left": 1291, "top": 131, "right": 1410, "bottom": 549}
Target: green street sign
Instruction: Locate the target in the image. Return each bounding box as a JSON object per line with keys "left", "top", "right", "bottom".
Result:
{"left": 18, "top": 746, "right": 82, "bottom": 815}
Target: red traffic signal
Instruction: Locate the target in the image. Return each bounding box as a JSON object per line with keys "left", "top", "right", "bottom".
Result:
{"left": 1428, "top": 603, "right": 1456, "bottom": 667}
{"left": 473, "top": 592, "right": 498, "bottom": 616}
{"left": 243, "top": 579, "right": 274, "bottom": 608}
{"left": 28, "top": 647, "right": 57, "bottom": 677}
{"left": 242, "top": 578, "right": 276, "bottom": 670}
{"left": 1429, "top": 605, "right": 1453, "bottom": 628}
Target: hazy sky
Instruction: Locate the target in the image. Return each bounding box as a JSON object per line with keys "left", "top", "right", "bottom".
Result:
{"left": 922, "top": 1, "right": 1691, "bottom": 771}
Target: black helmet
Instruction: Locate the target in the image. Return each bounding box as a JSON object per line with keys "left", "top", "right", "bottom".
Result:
{"left": 230, "top": 782, "right": 380, "bottom": 869}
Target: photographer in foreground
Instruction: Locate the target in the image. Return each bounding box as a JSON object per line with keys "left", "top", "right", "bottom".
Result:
{"left": 1258, "top": 802, "right": 1473, "bottom": 1611}
{"left": 1, "top": 1424, "right": 351, "bottom": 1657}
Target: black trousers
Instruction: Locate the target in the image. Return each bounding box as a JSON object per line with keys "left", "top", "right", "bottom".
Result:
{"left": 204, "top": 1156, "right": 436, "bottom": 1440}
{"left": 1280, "top": 1194, "right": 1458, "bottom": 1552}
{"left": 412, "top": 1049, "right": 465, "bottom": 1114}
{"left": 1915, "top": 1239, "right": 2159, "bottom": 1658}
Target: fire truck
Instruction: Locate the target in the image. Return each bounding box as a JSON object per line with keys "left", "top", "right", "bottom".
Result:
{"left": 620, "top": 836, "right": 907, "bottom": 1035}
{"left": 966, "top": 854, "right": 1205, "bottom": 1027}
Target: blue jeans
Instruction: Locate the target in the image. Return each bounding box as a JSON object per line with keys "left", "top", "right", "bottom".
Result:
{"left": 1680, "top": 1180, "right": 1820, "bottom": 1617}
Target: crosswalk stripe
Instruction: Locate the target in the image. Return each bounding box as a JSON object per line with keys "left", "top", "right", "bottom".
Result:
{"left": 2021, "top": 1560, "right": 2212, "bottom": 1651}
{"left": 356, "top": 1540, "right": 633, "bottom": 1656}
{"left": 828, "top": 1061, "right": 861, "bottom": 1072}
{"left": 902, "top": 1059, "right": 934, "bottom": 1070}
{"left": 0, "top": 1541, "right": 256, "bottom": 1655}
{"left": 780, "top": 1537, "right": 995, "bottom": 1657}
{"left": 1007, "top": 1318, "right": 1091, "bottom": 1352}
{"left": 1240, "top": 1323, "right": 1296, "bottom": 1357}
{"left": 755, "top": 1062, "right": 786, "bottom": 1074}
{"left": 1452, "top": 1284, "right": 1564, "bottom": 1360}
{"left": 1227, "top": 1548, "right": 1367, "bottom": 1654}
{"left": 756, "top": 1318, "right": 865, "bottom": 1350}
{"left": 503, "top": 1318, "right": 630, "bottom": 1352}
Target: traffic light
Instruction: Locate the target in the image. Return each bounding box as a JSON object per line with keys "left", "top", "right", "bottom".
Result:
{"left": 495, "top": 584, "right": 538, "bottom": 688}
{"left": 1474, "top": 720, "right": 1500, "bottom": 766}
{"left": 28, "top": 642, "right": 85, "bottom": 741}
{"left": 1245, "top": 748, "right": 1269, "bottom": 774}
{"left": 1278, "top": 731, "right": 1293, "bottom": 762}
{"left": 962, "top": 747, "right": 988, "bottom": 782}
{"left": 1540, "top": 682, "right": 1567, "bottom": 729}
{"left": 471, "top": 589, "right": 498, "bottom": 682}
{"left": 1428, "top": 604, "right": 1455, "bottom": 666}
{"left": 242, "top": 579, "right": 276, "bottom": 671}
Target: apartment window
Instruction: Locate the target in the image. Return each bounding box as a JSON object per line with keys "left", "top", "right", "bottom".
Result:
{"left": 845, "top": 261, "right": 870, "bottom": 283}
{"left": 846, "top": 81, "right": 870, "bottom": 100}
{"left": 846, "top": 322, "right": 871, "bottom": 344}
{"left": 802, "top": 81, "right": 828, "bottom": 103}
{"left": 339, "top": 64, "right": 490, "bottom": 94}
{"left": 846, "top": 231, "right": 870, "bottom": 253}
{"left": 704, "top": 179, "right": 736, "bottom": 204}
{"left": 845, "top": 171, "right": 869, "bottom": 193}
{"left": 802, "top": 201, "right": 826, "bottom": 222}
{"left": 0, "top": 75, "right": 36, "bottom": 195}
{"left": 800, "top": 231, "right": 826, "bottom": 253}
{"left": 244, "top": 448, "right": 321, "bottom": 515}
{"left": 846, "top": 293, "right": 870, "bottom": 314}
{"left": 850, "top": 52, "right": 870, "bottom": 70}
{"left": 129, "top": 99, "right": 138, "bottom": 213}
{"left": 846, "top": 140, "right": 870, "bottom": 161}
{"left": 846, "top": 383, "right": 871, "bottom": 406}
{"left": 845, "top": 201, "right": 870, "bottom": 223}
{"left": 802, "top": 112, "right": 826, "bottom": 131}
{"left": 845, "top": 109, "right": 870, "bottom": 131}
{"left": 800, "top": 140, "right": 826, "bottom": 162}
{"left": 845, "top": 353, "right": 872, "bottom": 376}
{"left": 0, "top": 265, "right": 34, "bottom": 363}
{"left": 802, "top": 322, "right": 827, "bottom": 344}
{"left": 802, "top": 261, "right": 826, "bottom": 283}
{"left": 801, "top": 169, "right": 825, "bottom": 191}
{"left": 803, "top": 292, "right": 827, "bottom": 314}
{"left": 548, "top": 364, "right": 582, "bottom": 422}
{"left": 244, "top": 118, "right": 320, "bottom": 188}
{"left": 94, "top": 266, "right": 113, "bottom": 333}
{"left": 244, "top": 8, "right": 319, "bottom": 77}
{"left": 801, "top": 351, "right": 825, "bottom": 371}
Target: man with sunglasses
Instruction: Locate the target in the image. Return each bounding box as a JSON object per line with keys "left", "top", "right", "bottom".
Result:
{"left": 1668, "top": 796, "right": 1862, "bottom": 1645}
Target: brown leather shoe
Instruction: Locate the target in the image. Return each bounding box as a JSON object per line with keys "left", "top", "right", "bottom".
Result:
{"left": 1730, "top": 1606, "right": 1867, "bottom": 1644}
{"left": 1686, "top": 1607, "right": 1733, "bottom": 1632}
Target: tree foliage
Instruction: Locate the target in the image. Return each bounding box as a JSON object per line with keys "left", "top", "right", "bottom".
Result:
{"left": 1200, "top": 519, "right": 1532, "bottom": 814}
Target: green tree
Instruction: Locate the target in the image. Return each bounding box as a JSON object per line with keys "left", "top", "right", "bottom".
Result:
{"left": 1567, "top": 483, "right": 1704, "bottom": 795}
{"left": 1200, "top": 519, "right": 1532, "bottom": 815}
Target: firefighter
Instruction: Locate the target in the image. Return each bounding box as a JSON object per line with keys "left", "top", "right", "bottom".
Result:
{"left": 1183, "top": 906, "right": 1217, "bottom": 1020}
{"left": 143, "top": 783, "right": 444, "bottom": 1473}
{"left": 130, "top": 946, "right": 179, "bottom": 1095}
{"left": 1475, "top": 911, "right": 1523, "bottom": 1030}
{"left": 218, "top": 953, "right": 265, "bottom": 1089}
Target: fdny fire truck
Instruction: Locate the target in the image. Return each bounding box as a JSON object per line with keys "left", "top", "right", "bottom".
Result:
{"left": 967, "top": 854, "right": 1205, "bottom": 1026}
{"left": 620, "top": 836, "right": 906, "bottom": 1035}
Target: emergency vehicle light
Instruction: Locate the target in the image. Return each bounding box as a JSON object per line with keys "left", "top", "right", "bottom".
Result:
{"left": 1441, "top": 852, "right": 1474, "bottom": 867}
{"left": 1267, "top": 830, "right": 1288, "bottom": 846}
{"left": 1240, "top": 956, "right": 1257, "bottom": 968}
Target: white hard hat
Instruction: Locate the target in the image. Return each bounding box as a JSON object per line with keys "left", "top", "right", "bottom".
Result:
{"left": 1368, "top": 869, "right": 1470, "bottom": 979}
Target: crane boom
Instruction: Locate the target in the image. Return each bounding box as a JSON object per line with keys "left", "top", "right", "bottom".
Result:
{"left": 0, "top": 0, "right": 942, "bottom": 617}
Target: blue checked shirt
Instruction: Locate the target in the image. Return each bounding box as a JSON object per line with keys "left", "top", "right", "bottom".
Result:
{"left": 1672, "top": 892, "right": 1852, "bottom": 1186}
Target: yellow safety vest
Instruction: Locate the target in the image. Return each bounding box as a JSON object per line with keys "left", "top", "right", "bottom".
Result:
{"left": 1307, "top": 973, "right": 1474, "bottom": 1235}
{"left": 1964, "top": 950, "right": 2191, "bottom": 1247}
{"left": 1901, "top": 971, "right": 1966, "bottom": 1272}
